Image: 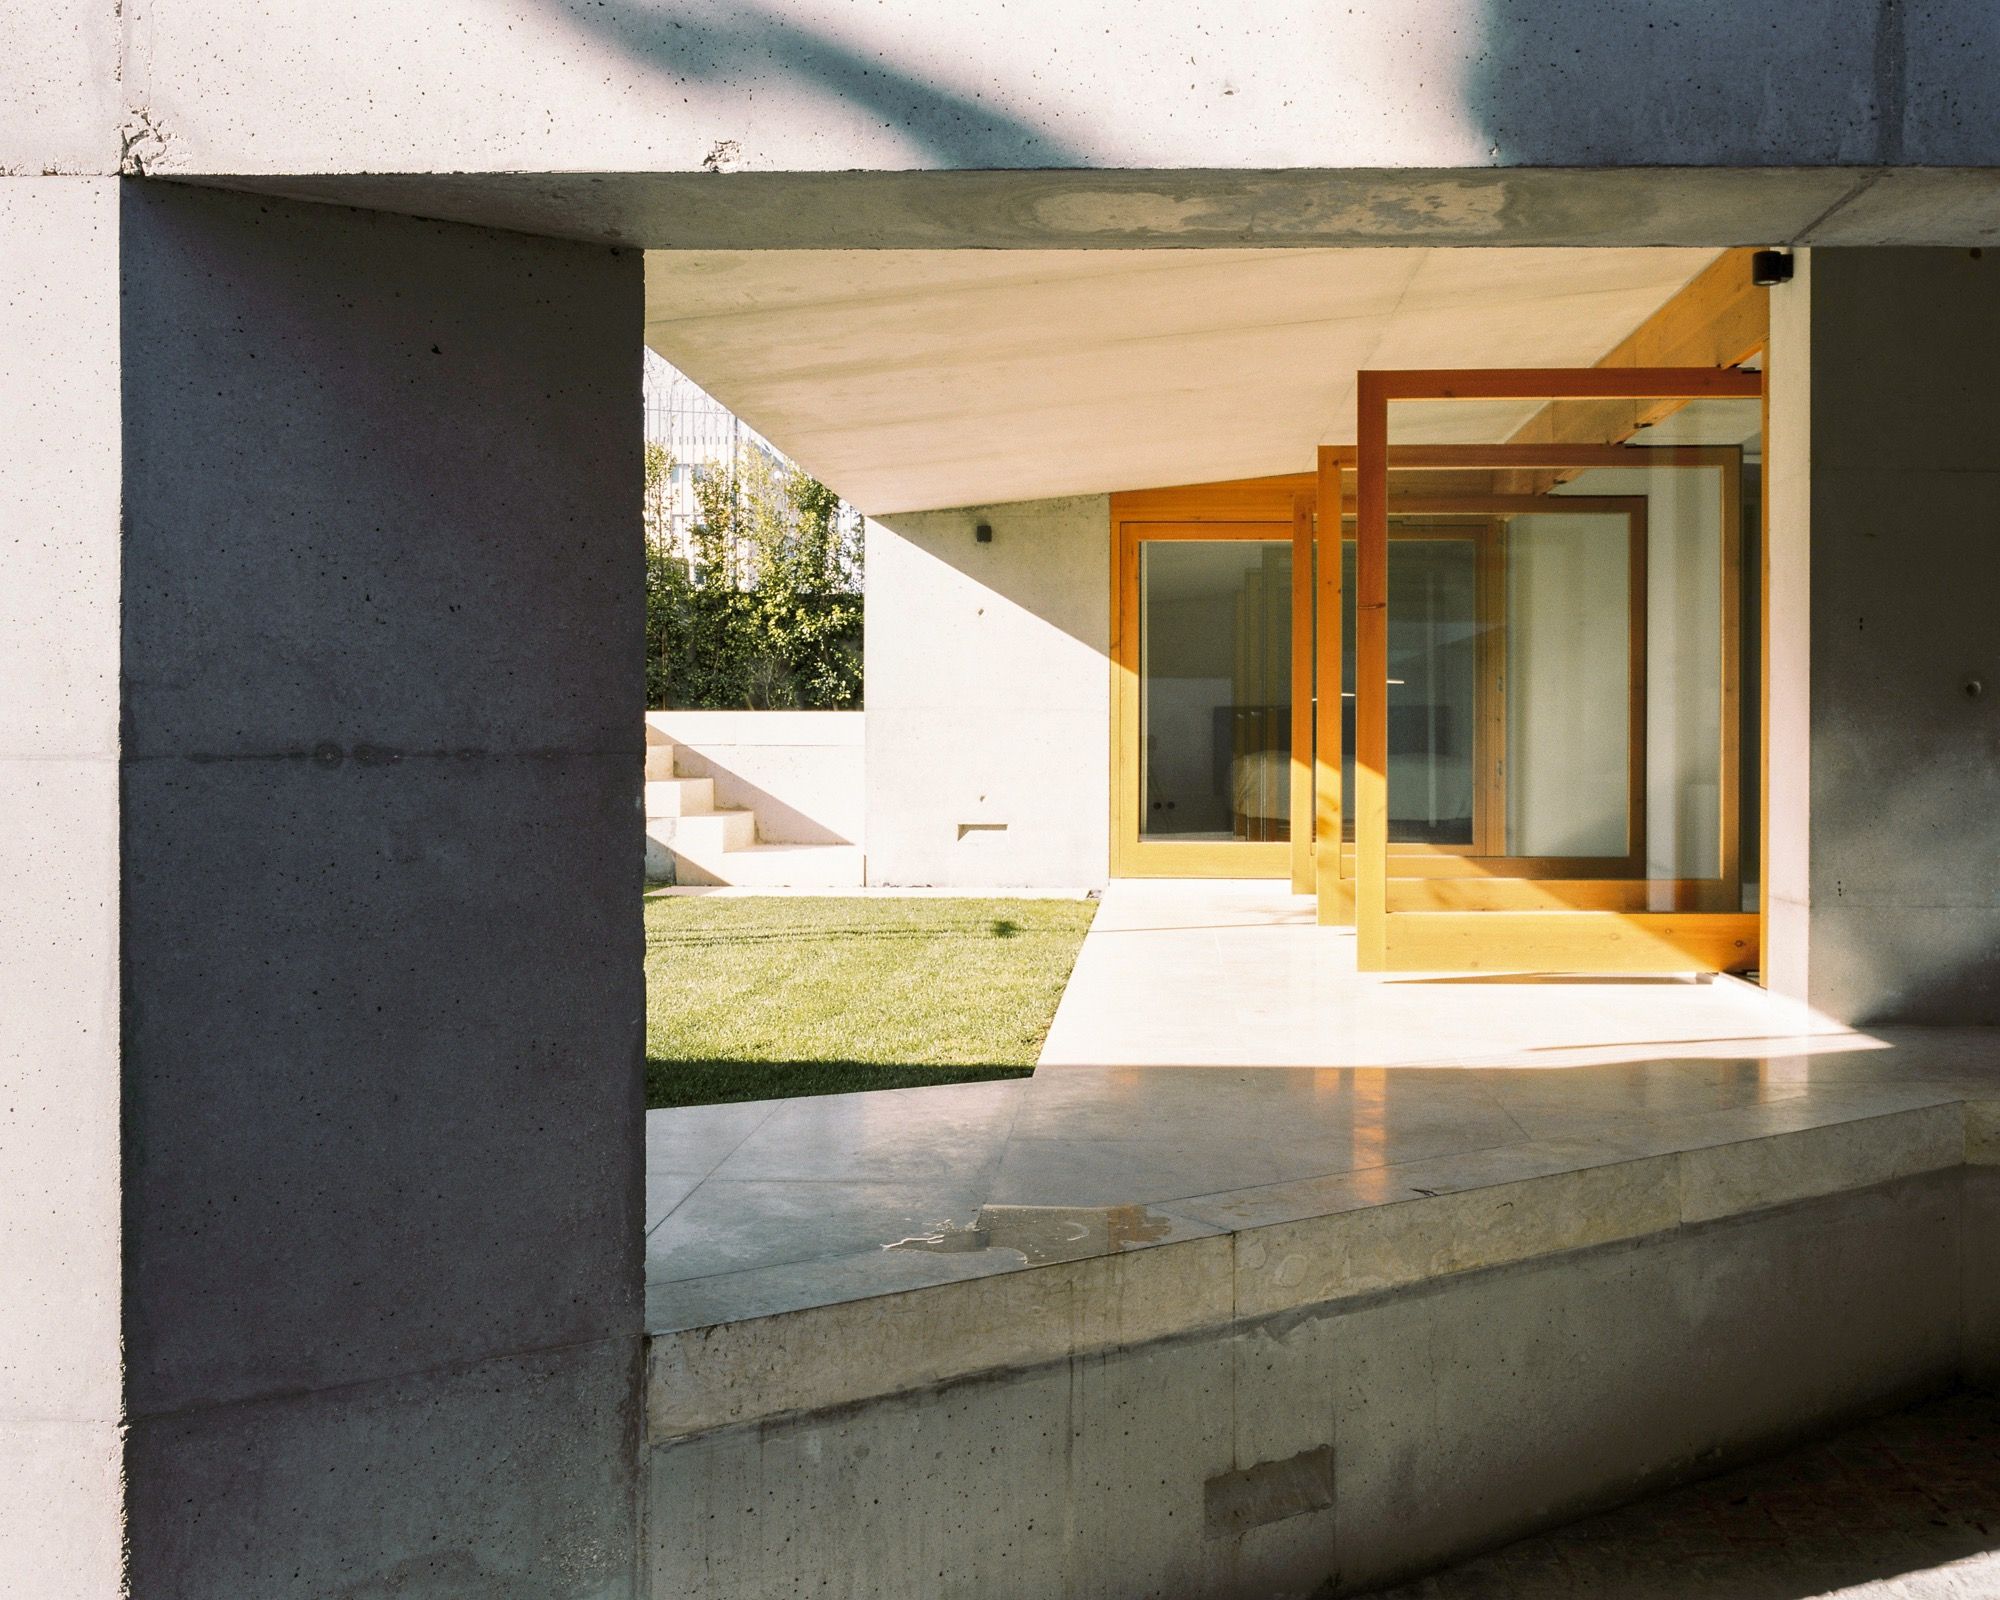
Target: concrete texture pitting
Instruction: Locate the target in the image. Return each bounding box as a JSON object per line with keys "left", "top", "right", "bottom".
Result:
{"left": 642, "top": 878, "right": 2000, "bottom": 1595}
{"left": 1363, "top": 1387, "right": 2000, "bottom": 1599}
{"left": 645, "top": 1071, "right": 2000, "bottom": 1597}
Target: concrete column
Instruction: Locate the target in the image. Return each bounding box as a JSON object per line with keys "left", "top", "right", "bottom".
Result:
{"left": 0, "top": 176, "right": 126, "bottom": 1600}
{"left": 3, "top": 180, "right": 647, "bottom": 1596}
{"left": 1774, "top": 248, "right": 2000, "bottom": 1023}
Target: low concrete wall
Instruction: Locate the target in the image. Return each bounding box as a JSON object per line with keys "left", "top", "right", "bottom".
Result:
{"left": 647, "top": 1100, "right": 2000, "bottom": 1599}
{"left": 864, "top": 497, "right": 1110, "bottom": 888}
{"left": 646, "top": 710, "right": 864, "bottom": 847}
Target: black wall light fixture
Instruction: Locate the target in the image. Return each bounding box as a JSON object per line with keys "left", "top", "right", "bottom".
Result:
{"left": 1751, "top": 249, "right": 1794, "bottom": 287}
{"left": 975, "top": 522, "right": 994, "bottom": 543}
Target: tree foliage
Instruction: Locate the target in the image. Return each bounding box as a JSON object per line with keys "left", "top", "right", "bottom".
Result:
{"left": 645, "top": 442, "right": 864, "bottom": 710}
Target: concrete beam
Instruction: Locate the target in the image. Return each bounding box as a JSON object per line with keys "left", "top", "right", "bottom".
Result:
{"left": 16, "top": 0, "right": 2000, "bottom": 180}
{"left": 180, "top": 168, "right": 2000, "bottom": 252}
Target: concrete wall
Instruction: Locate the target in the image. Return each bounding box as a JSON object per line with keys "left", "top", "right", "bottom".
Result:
{"left": 648, "top": 1170, "right": 1969, "bottom": 1599}
{"left": 1796, "top": 249, "right": 2000, "bottom": 1023}
{"left": 646, "top": 709, "right": 863, "bottom": 846}
{"left": 112, "top": 184, "right": 646, "bottom": 1596}
{"left": 0, "top": 176, "right": 125, "bottom": 1600}
{"left": 865, "top": 497, "right": 1110, "bottom": 887}
{"left": 19, "top": 0, "right": 2000, "bottom": 184}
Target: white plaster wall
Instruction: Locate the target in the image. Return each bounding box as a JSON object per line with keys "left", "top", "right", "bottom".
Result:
{"left": 646, "top": 710, "right": 864, "bottom": 846}
{"left": 864, "top": 498, "right": 1109, "bottom": 887}
{"left": 0, "top": 176, "right": 125, "bottom": 1600}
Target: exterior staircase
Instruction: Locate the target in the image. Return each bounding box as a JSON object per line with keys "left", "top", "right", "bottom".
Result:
{"left": 644, "top": 729, "right": 865, "bottom": 887}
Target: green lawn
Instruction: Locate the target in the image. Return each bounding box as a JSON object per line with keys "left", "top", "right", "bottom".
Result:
{"left": 643, "top": 893, "right": 1098, "bottom": 1107}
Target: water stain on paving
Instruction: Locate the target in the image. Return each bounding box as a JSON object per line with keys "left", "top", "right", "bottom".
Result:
{"left": 889, "top": 1203, "right": 1173, "bottom": 1265}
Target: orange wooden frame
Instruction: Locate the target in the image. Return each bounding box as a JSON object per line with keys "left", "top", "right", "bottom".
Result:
{"left": 1353, "top": 368, "right": 1763, "bottom": 973}
{"left": 1108, "top": 512, "right": 1303, "bottom": 878}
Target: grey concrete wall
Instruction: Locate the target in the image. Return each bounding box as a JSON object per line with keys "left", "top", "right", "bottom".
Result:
{"left": 116, "top": 184, "right": 645, "bottom": 1596}
{"left": 647, "top": 1171, "right": 1967, "bottom": 1599}
{"left": 864, "top": 498, "right": 1109, "bottom": 887}
{"left": 17, "top": 0, "right": 2000, "bottom": 179}
{"left": 1801, "top": 249, "right": 2000, "bottom": 1023}
{"left": 0, "top": 176, "right": 126, "bottom": 1600}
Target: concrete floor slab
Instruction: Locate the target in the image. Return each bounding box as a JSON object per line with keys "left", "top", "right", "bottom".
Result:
{"left": 1040, "top": 880, "right": 1858, "bottom": 1070}
{"left": 643, "top": 883, "right": 2000, "bottom": 1336}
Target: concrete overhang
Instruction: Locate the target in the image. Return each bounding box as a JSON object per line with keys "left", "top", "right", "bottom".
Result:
{"left": 644, "top": 246, "right": 1725, "bottom": 514}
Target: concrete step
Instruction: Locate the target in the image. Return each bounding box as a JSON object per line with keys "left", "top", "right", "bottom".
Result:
{"left": 668, "top": 808, "right": 755, "bottom": 855}
{"left": 645, "top": 776, "right": 715, "bottom": 818}
{"left": 671, "top": 842, "right": 866, "bottom": 888}
{"left": 644, "top": 746, "right": 677, "bottom": 782}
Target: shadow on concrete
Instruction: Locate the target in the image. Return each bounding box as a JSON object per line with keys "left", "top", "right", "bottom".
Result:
{"left": 539, "top": 0, "right": 1087, "bottom": 167}
{"left": 661, "top": 746, "right": 855, "bottom": 846}
{"left": 645, "top": 1057, "right": 1030, "bottom": 1108}
{"left": 870, "top": 502, "right": 1112, "bottom": 659}
{"left": 1462, "top": 0, "right": 1901, "bottom": 169}
{"left": 1361, "top": 1385, "right": 2000, "bottom": 1599}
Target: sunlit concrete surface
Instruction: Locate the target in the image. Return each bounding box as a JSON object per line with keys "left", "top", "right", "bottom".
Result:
{"left": 1039, "top": 879, "right": 1860, "bottom": 1070}
{"left": 644, "top": 1027, "right": 1999, "bottom": 1334}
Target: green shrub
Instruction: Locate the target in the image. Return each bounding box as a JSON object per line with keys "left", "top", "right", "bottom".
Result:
{"left": 644, "top": 442, "right": 863, "bottom": 710}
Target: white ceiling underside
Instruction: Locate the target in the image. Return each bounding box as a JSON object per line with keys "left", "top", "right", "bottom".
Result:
{"left": 643, "top": 248, "right": 1724, "bottom": 515}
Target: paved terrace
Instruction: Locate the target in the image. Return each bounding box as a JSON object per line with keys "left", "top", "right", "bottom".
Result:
{"left": 646, "top": 881, "right": 1994, "bottom": 1336}
{"left": 643, "top": 881, "right": 2000, "bottom": 1596}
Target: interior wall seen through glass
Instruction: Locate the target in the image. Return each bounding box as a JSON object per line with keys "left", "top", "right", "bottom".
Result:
{"left": 1138, "top": 540, "right": 1292, "bottom": 842}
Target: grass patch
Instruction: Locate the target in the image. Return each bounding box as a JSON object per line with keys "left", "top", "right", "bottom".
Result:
{"left": 644, "top": 893, "right": 1098, "bottom": 1108}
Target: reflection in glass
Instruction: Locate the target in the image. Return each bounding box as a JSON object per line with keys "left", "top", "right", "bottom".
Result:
{"left": 1139, "top": 541, "right": 1292, "bottom": 842}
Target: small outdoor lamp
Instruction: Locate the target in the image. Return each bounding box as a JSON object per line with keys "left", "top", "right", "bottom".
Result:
{"left": 1751, "top": 249, "right": 1794, "bottom": 287}
{"left": 975, "top": 522, "right": 994, "bottom": 543}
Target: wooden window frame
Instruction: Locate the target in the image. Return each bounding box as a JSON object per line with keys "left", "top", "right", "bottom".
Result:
{"left": 1349, "top": 369, "right": 1763, "bottom": 973}
{"left": 1327, "top": 497, "right": 1649, "bottom": 876}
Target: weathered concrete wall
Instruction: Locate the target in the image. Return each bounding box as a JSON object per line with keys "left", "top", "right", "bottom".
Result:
{"left": 0, "top": 176, "right": 125, "bottom": 1600}
{"left": 648, "top": 1170, "right": 1968, "bottom": 1598}
{"left": 21, "top": 0, "right": 2000, "bottom": 178}
{"left": 1966, "top": 1121, "right": 2000, "bottom": 1387}
{"left": 865, "top": 498, "right": 1109, "bottom": 887}
{"left": 116, "top": 184, "right": 646, "bottom": 1596}
{"left": 1800, "top": 249, "right": 2000, "bottom": 1023}
{"left": 646, "top": 709, "right": 864, "bottom": 846}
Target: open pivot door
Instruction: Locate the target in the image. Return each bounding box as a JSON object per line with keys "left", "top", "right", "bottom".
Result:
{"left": 1337, "top": 366, "right": 1764, "bottom": 975}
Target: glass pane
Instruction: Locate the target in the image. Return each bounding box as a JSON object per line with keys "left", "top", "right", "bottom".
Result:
{"left": 1505, "top": 510, "right": 1631, "bottom": 858}
{"left": 1139, "top": 540, "right": 1291, "bottom": 842}
{"left": 1340, "top": 531, "right": 1482, "bottom": 845}
{"left": 1372, "top": 390, "right": 1762, "bottom": 903}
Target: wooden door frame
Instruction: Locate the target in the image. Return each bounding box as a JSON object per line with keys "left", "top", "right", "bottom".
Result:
{"left": 1108, "top": 510, "right": 1302, "bottom": 878}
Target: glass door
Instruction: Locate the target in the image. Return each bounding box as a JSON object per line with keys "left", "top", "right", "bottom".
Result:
{"left": 1112, "top": 515, "right": 1312, "bottom": 878}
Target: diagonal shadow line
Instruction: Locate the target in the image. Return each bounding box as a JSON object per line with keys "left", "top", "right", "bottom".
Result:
{"left": 540, "top": 0, "right": 1092, "bottom": 167}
